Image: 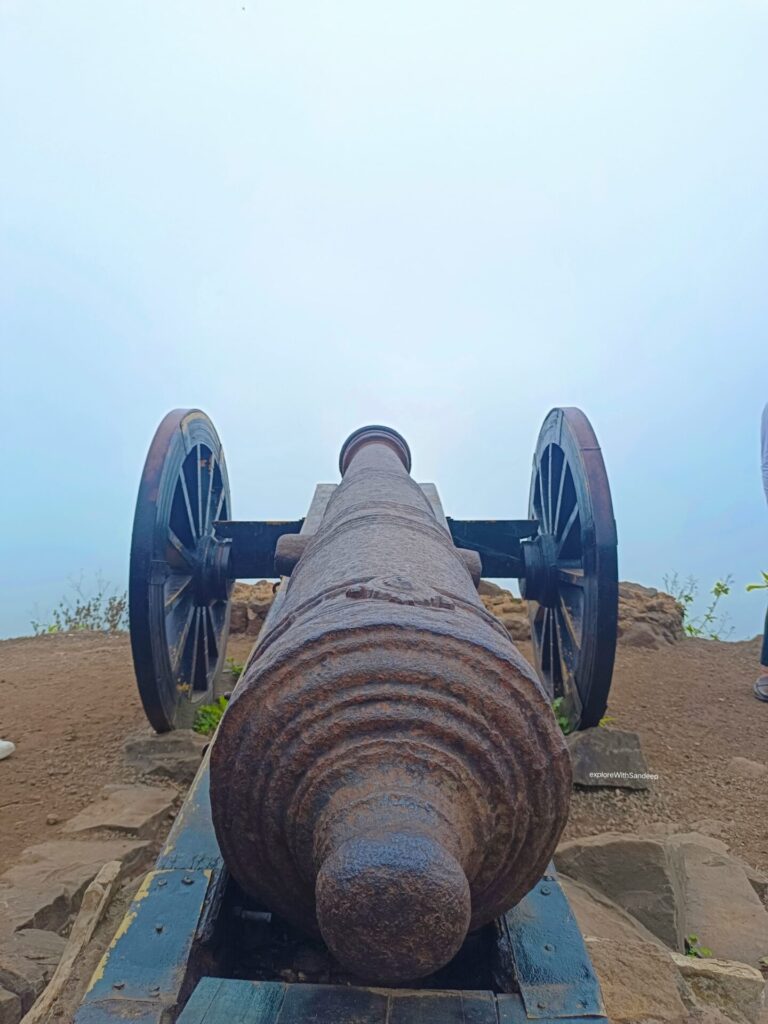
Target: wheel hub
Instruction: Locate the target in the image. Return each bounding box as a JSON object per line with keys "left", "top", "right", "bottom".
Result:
{"left": 192, "top": 535, "right": 233, "bottom": 604}
{"left": 520, "top": 533, "right": 559, "bottom": 607}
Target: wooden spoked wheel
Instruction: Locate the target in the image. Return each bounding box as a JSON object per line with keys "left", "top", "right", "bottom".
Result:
{"left": 520, "top": 408, "right": 618, "bottom": 730}
{"left": 129, "top": 409, "right": 233, "bottom": 732}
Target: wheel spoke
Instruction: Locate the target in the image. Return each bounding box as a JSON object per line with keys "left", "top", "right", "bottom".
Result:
{"left": 538, "top": 464, "right": 549, "bottom": 533}
{"left": 546, "top": 446, "right": 554, "bottom": 534}
{"left": 556, "top": 503, "right": 579, "bottom": 555}
{"left": 172, "top": 601, "right": 196, "bottom": 675}
{"left": 547, "top": 607, "right": 558, "bottom": 687}
{"left": 206, "top": 605, "right": 219, "bottom": 661}
{"left": 179, "top": 471, "right": 199, "bottom": 542}
{"left": 213, "top": 485, "right": 227, "bottom": 525}
{"left": 541, "top": 607, "right": 551, "bottom": 672}
{"left": 165, "top": 574, "right": 192, "bottom": 613}
{"left": 532, "top": 603, "right": 546, "bottom": 647}
{"left": 556, "top": 600, "right": 581, "bottom": 657}
{"left": 551, "top": 610, "right": 565, "bottom": 694}
{"left": 196, "top": 445, "right": 204, "bottom": 539}
{"left": 204, "top": 456, "right": 215, "bottom": 533}
{"left": 167, "top": 529, "right": 195, "bottom": 570}
{"left": 201, "top": 611, "right": 211, "bottom": 689}
{"left": 558, "top": 567, "right": 585, "bottom": 587}
{"left": 553, "top": 458, "right": 567, "bottom": 536}
{"left": 189, "top": 608, "right": 201, "bottom": 692}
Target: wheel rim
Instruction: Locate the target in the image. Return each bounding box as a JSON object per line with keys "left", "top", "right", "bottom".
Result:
{"left": 522, "top": 408, "right": 618, "bottom": 730}
{"left": 129, "top": 409, "right": 232, "bottom": 732}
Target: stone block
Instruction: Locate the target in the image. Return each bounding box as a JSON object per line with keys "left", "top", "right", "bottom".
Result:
{"left": 668, "top": 834, "right": 768, "bottom": 969}
{"left": 0, "top": 839, "right": 150, "bottom": 934}
{"left": 0, "top": 987, "right": 20, "bottom": 1024}
{"left": 62, "top": 784, "right": 176, "bottom": 838}
{"left": 567, "top": 727, "right": 653, "bottom": 789}
{"left": 556, "top": 833, "right": 682, "bottom": 948}
{"left": 123, "top": 730, "right": 207, "bottom": 785}
{"left": 586, "top": 937, "right": 689, "bottom": 1022}
{"left": 672, "top": 953, "right": 766, "bottom": 1024}
{"left": 0, "top": 930, "right": 65, "bottom": 1013}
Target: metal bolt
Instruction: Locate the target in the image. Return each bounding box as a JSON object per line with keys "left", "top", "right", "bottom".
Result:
{"left": 155, "top": 923, "right": 164, "bottom": 933}
{"left": 537, "top": 1001, "right": 547, "bottom": 1010}
{"left": 540, "top": 885, "right": 551, "bottom": 895}
{"left": 112, "top": 982, "right": 125, "bottom": 991}
{"left": 544, "top": 943, "right": 555, "bottom": 952}
{"left": 157, "top": 879, "right": 167, "bottom": 887}
{"left": 182, "top": 876, "right": 194, "bottom": 886}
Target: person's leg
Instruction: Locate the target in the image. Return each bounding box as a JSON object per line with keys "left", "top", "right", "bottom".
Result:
{"left": 755, "top": 604, "right": 768, "bottom": 701}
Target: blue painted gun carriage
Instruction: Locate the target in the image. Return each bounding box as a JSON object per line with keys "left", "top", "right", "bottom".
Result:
{"left": 75, "top": 408, "right": 618, "bottom": 1024}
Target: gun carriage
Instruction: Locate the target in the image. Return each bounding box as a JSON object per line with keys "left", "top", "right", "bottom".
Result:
{"left": 76, "top": 408, "right": 618, "bottom": 1024}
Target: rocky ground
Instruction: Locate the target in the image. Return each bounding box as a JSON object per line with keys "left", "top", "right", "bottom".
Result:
{"left": 0, "top": 582, "right": 766, "bottom": 1023}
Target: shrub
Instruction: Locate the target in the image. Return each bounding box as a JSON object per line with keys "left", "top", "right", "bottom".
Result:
{"left": 30, "top": 574, "right": 128, "bottom": 635}
{"left": 193, "top": 695, "right": 230, "bottom": 736}
{"left": 663, "top": 572, "right": 733, "bottom": 641}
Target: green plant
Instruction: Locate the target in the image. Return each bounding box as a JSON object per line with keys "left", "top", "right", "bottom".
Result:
{"left": 746, "top": 571, "right": 768, "bottom": 592}
{"left": 552, "top": 697, "right": 573, "bottom": 735}
{"left": 684, "top": 934, "right": 712, "bottom": 958}
{"left": 663, "top": 572, "right": 734, "bottom": 641}
{"left": 193, "top": 695, "right": 230, "bottom": 736}
{"left": 225, "top": 657, "right": 245, "bottom": 682}
{"left": 598, "top": 715, "right": 615, "bottom": 728}
{"left": 30, "top": 574, "right": 128, "bottom": 635}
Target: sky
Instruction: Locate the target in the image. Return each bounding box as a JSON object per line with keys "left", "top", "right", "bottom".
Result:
{"left": 1, "top": 1, "right": 767, "bottom": 642}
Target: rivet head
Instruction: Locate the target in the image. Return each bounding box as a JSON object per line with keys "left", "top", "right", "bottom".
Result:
{"left": 537, "top": 1001, "right": 547, "bottom": 1010}
{"left": 544, "top": 942, "right": 555, "bottom": 951}
{"left": 157, "top": 879, "right": 167, "bottom": 887}
{"left": 540, "top": 885, "right": 552, "bottom": 895}
{"left": 112, "top": 981, "right": 125, "bottom": 990}
{"left": 182, "top": 876, "right": 194, "bottom": 886}
{"left": 155, "top": 923, "right": 164, "bottom": 933}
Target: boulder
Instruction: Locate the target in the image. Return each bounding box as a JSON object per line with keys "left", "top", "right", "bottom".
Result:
{"left": 0, "top": 987, "right": 20, "bottom": 1024}
{"left": 586, "top": 937, "right": 689, "bottom": 1023}
{"left": 668, "top": 834, "right": 768, "bottom": 969}
{"left": 556, "top": 834, "right": 683, "bottom": 949}
{"left": 123, "top": 730, "right": 208, "bottom": 785}
{"left": 477, "top": 584, "right": 530, "bottom": 641}
{"left": 567, "top": 727, "right": 653, "bottom": 789}
{"left": 0, "top": 839, "right": 150, "bottom": 934}
{"left": 741, "top": 863, "right": 768, "bottom": 906}
{"left": 617, "top": 582, "right": 685, "bottom": 648}
{"left": 229, "top": 578, "right": 688, "bottom": 650}
{"left": 671, "top": 954, "right": 766, "bottom": 1024}
{"left": 560, "top": 875, "right": 666, "bottom": 947}
{"left": 230, "top": 580, "right": 276, "bottom": 637}
{"left": 62, "top": 784, "right": 177, "bottom": 838}
{"left": 0, "top": 930, "right": 65, "bottom": 1014}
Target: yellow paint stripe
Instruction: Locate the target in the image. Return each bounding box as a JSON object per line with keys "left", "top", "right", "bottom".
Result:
{"left": 84, "top": 868, "right": 212, "bottom": 993}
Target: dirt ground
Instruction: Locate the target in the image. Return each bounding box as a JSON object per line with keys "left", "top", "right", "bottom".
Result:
{"left": 0, "top": 633, "right": 252, "bottom": 874}
{"left": 0, "top": 630, "right": 766, "bottom": 879}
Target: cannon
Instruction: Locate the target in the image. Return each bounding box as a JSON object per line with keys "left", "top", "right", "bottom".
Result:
{"left": 128, "top": 407, "right": 617, "bottom": 737}
{"left": 76, "top": 408, "right": 618, "bottom": 1024}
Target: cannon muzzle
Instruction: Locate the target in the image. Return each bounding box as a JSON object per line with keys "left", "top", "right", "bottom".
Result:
{"left": 210, "top": 426, "right": 571, "bottom": 982}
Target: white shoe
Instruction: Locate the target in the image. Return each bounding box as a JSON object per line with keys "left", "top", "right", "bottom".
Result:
{"left": 0, "top": 740, "right": 15, "bottom": 761}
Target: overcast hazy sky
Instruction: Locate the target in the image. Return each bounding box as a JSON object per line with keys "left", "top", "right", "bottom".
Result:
{"left": 1, "top": 1, "right": 767, "bottom": 641}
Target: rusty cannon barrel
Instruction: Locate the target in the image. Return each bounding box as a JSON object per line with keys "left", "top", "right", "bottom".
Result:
{"left": 210, "top": 426, "right": 572, "bottom": 983}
